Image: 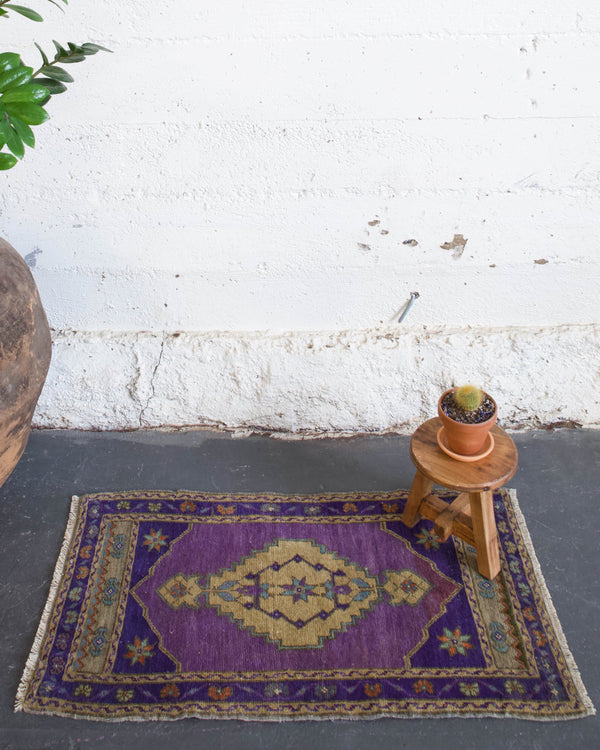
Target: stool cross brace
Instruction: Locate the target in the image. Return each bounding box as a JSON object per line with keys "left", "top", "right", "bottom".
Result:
{"left": 401, "top": 469, "right": 500, "bottom": 579}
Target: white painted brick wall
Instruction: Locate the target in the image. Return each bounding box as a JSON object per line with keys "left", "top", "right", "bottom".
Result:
{"left": 2, "top": 1, "right": 599, "bottom": 431}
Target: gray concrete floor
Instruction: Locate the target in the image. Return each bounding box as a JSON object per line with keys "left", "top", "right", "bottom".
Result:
{"left": 0, "top": 428, "right": 598, "bottom": 750}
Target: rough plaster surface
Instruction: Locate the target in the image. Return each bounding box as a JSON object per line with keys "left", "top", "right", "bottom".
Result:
{"left": 34, "top": 324, "right": 600, "bottom": 433}
{"left": 2, "top": 2, "right": 599, "bottom": 431}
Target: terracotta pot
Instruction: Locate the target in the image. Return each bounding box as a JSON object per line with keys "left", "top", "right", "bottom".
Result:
{"left": 437, "top": 388, "right": 497, "bottom": 456}
{"left": 0, "top": 237, "right": 52, "bottom": 489}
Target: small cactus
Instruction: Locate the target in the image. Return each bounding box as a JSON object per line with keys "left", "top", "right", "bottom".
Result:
{"left": 453, "top": 384, "right": 484, "bottom": 412}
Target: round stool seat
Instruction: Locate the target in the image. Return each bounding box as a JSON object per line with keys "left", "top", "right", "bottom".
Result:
{"left": 411, "top": 418, "right": 518, "bottom": 492}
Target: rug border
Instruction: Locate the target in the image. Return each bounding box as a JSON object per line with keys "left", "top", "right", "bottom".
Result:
{"left": 15, "top": 489, "right": 596, "bottom": 722}
{"left": 15, "top": 494, "right": 83, "bottom": 713}
{"left": 504, "top": 489, "right": 595, "bottom": 719}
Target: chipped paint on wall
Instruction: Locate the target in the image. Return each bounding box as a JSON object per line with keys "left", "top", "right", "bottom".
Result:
{"left": 441, "top": 234, "right": 468, "bottom": 259}
{"left": 24, "top": 248, "right": 42, "bottom": 268}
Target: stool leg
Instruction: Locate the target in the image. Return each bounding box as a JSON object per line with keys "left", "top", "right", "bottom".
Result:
{"left": 401, "top": 470, "right": 433, "bottom": 528}
{"left": 468, "top": 490, "right": 500, "bottom": 580}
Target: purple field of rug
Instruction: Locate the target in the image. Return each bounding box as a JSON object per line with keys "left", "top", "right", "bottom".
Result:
{"left": 16, "top": 489, "right": 594, "bottom": 720}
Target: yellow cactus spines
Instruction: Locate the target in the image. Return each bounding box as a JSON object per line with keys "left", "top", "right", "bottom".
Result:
{"left": 453, "top": 385, "right": 484, "bottom": 412}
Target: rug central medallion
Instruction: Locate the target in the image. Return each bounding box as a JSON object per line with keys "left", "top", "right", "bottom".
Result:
{"left": 157, "top": 538, "right": 432, "bottom": 649}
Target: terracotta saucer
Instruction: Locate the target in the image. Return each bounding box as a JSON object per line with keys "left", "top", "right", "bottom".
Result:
{"left": 436, "top": 427, "right": 495, "bottom": 463}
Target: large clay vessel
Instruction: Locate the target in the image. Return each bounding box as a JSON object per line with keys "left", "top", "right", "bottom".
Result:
{"left": 0, "top": 237, "right": 52, "bottom": 489}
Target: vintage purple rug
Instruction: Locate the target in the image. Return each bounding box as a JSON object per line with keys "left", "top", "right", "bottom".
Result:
{"left": 16, "top": 489, "right": 593, "bottom": 721}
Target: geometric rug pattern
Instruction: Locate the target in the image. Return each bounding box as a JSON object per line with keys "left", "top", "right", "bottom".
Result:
{"left": 16, "top": 489, "right": 594, "bottom": 720}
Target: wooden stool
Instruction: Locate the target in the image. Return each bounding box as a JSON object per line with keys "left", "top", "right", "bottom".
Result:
{"left": 401, "top": 417, "right": 518, "bottom": 580}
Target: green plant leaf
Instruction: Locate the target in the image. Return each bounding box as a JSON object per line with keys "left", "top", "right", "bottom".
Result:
{"left": 38, "top": 64, "right": 73, "bottom": 82}
{"left": 1, "top": 82, "right": 49, "bottom": 103}
{"left": 0, "top": 120, "right": 24, "bottom": 159}
{"left": 58, "top": 54, "right": 85, "bottom": 63}
{"left": 7, "top": 127, "right": 24, "bottom": 158}
{"left": 33, "top": 76, "right": 66, "bottom": 94}
{"left": 3, "top": 101, "right": 49, "bottom": 124}
{"left": 81, "top": 42, "right": 112, "bottom": 55}
{"left": 0, "top": 66, "right": 33, "bottom": 93}
{"left": 11, "top": 115, "right": 35, "bottom": 147}
{"left": 0, "top": 53, "right": 21, "bottom": 73}
{"left": 52, "top": 39, "right": 68, "bottom": 57}
{"left": 0, "top": 151, "right": 18, "bottom": 170}
{"left": 34, "top": 42, "right": 50, "bottom": 67}
{"left": 6, "top": 4, "right": 44, "bottom": 21}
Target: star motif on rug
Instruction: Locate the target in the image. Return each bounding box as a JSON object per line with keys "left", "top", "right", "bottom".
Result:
{"left": 438, "top": 626, "right": 473, "bottom": 656}
{"left": 280, "top": 576, "right": 317, "bottom": 603}
{"left": 143, "top": 528, "right": 168, "bottom": 552}
{"left": 124, "top": 636, "right": 155, "bottom": 666}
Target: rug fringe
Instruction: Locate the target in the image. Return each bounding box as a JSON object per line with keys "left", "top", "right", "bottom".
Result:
{"left": 15, "top": 495, "right": 83, "bottom": 712}
{"left": 12, "top": 706, "right": 596, "bottom": 724}
{"left": 506, "top": 488, "right": 596, "bottom": 717}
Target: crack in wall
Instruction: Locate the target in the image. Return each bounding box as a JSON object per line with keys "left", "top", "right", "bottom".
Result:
{"left": 139, "top": 335, "right": 166, "bottom": 427}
